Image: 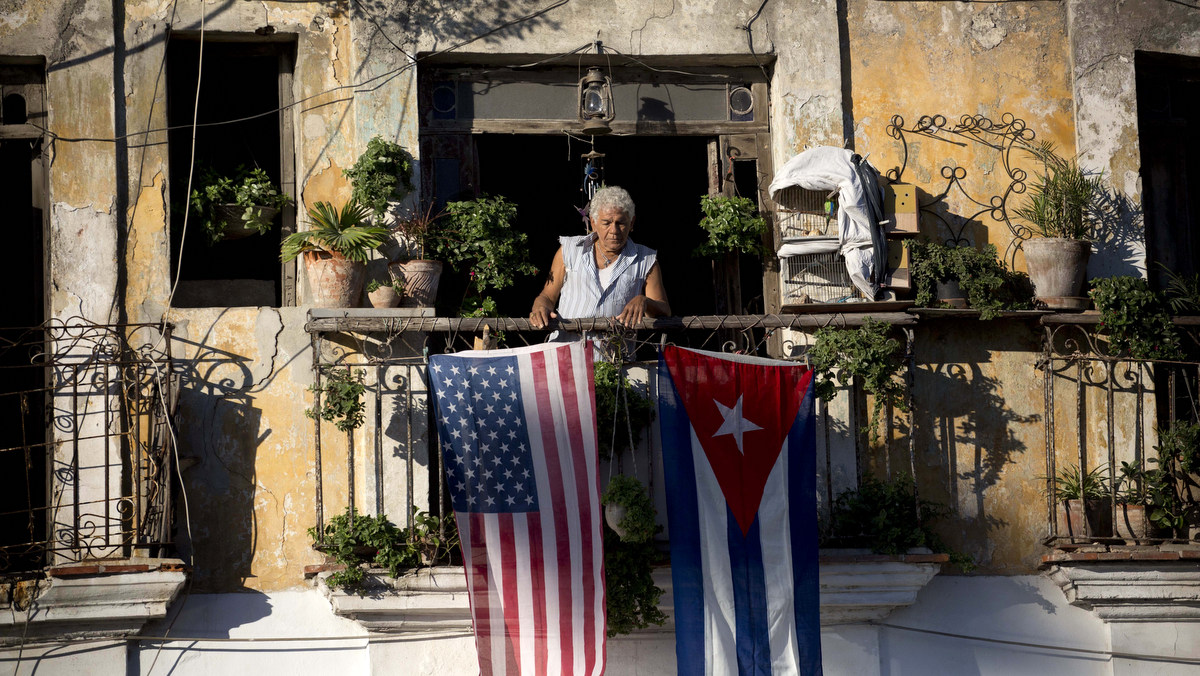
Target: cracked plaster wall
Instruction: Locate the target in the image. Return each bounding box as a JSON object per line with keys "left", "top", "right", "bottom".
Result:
{"left": 847, "top": 1, "right": 1074, "bottom": 268}
{"left": 1068, "top": 0, "right": 1200, "bottom": 278}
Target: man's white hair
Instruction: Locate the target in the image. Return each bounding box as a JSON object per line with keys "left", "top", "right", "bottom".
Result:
{"left": 588, "top": 186, "right": 635, "bottom": 222}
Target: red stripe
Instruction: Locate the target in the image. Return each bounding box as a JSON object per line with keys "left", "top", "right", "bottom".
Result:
{"left": 468, "top": 512, "right": 494, "bottom": 676}
{"left": 556, "top": 344, "right": 601, "bottom": 672}
{"left": 530, "top": 349, "right": 575, "bottom": 676}
{"left": 498, "top": 513, "right": 521, "bottom": 675}
{"left": 527, "top": 511, "right": 548, "bottom": 676}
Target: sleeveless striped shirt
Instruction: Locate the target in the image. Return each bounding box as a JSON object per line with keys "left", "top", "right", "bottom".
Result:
{"left": 556, "top": 234, "right": 658, "bottom": 319}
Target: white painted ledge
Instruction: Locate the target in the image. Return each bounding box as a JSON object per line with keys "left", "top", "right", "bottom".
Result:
{"left": 1044, "top": 555, "right": 1200, "bottom": 622}
{"left": 318, "top": 550, "right": 947, "bottom": 632}
{"left": 0, "top": 559, "right": 188, "bottom": 644}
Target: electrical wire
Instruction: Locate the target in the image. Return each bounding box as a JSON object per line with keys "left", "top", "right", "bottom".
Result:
{"left": 873, "top": 621, "right": 1200, "bottom": 665}
{"left": 31, "top": 0, "right": 576, "bottom": 145}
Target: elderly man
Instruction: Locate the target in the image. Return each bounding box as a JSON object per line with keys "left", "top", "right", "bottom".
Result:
{"left": 529, "top": 186, "right": 671, "bottom": 329}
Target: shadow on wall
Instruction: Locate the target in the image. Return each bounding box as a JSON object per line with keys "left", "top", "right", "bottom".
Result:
{"left": 352, "top": 0, "right": 566, "bottom": 78}
{"left": 171, "top": 335, "right": 269, "bottom": 595}
{"left": 912, "top": 321, "right": 1042, "bottom": 568}
{"left": 1090, "top": 185, "right": 1145, "bottom": 277}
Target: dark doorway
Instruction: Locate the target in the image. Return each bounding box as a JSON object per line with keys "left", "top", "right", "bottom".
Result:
{"left": 0, "top": 136, "right": 46, "bottom": 573}
{"left": 466, "top": 134, "right": 719, "bottom": 317}
{"left": 167, "top": 38, "right": 290, "bottom": 307}
{"left": 1137, "top": 51, "right": 1200, "bottom": 288}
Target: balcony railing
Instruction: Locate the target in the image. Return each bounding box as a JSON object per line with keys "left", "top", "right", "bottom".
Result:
{"left": 0, "top": 320, "right": 177, "bottom": 576}
{"left": 1039, "top": 314, "right": 1200, "bottom": 546}
{"left": 304, "top": 310, "right": 919, "bottom": 551}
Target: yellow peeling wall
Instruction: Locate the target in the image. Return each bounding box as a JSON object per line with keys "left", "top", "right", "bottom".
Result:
{"left": 846, "top": 1, "right": 1075, "bottom": 265}
{"left": 841, "top": 2, "right": 1077, "bottom": 574}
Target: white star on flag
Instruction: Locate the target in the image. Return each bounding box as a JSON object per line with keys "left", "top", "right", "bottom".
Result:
{"left": 712, "top": 395, "right": 763, "bottom": 454}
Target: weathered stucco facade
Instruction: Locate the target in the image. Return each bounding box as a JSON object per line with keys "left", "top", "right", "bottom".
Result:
{"left": 1, "top": 1, "right": 1199, "bottom": 673}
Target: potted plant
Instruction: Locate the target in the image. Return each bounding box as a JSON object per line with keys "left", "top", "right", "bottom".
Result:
{"left": 431, "top": 195, "right": 538, "bottom": 313}
{"left": 600, "top": 474, "right": 667, "bottom": 636}
{"left": 694, "top": 194, "right": 768, "bottom": 258}
{"left": 594, "top": 361, "right": 655, "bottom": 460}
{"left": 366, "top": 277, "right": 403, "bottom": 309}
{"left": 824, "top": 474, "right": 974, "bottom": 570}
{"left": 343, "top": 136, "right": 414, "bottom": 222}
{"left": 308, "top": 506, "right": 458, "bottom": 592}
{"left": 694, "top": 194, "right": 768, "bottom": 312}
{"left": 1089, "top": 275, "right": 1182, "bottom": 360}
{"left": 281, "top": 200, "right": 389, "bottom": 308}
{"left": 388, "top": 203, "right": 445, "bottom": 308}
{"left": 1046, "top": 464, "right": 1112, "bottom": 542}
{"left": 906, "top": 240, "right": 1030, "bottom": 319}
{"left": 190, "top": 164, "right": 292, "bottom": 244}
{"left": 1013, "top": 142, "right": 1104, "bottom": 309}
{"left": 809, "top": 318, "right": 907, "bottom": 444}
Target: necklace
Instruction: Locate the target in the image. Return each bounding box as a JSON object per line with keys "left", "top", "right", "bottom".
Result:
{"left": 597, "top": 249, "right": 616, "bottom": 269}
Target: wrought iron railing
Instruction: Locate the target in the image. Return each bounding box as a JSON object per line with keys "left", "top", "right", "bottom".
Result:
{"left": 304, "top": 312, "right": 918, "bottom": 552}
{"left": 1038, "top": 315, "right": 1200, "bottom": 545}
{"left": 0, "top": 320, "right": 177, "bottom": 576}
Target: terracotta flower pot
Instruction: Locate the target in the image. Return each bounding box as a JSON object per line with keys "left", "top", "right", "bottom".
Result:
{"left": 367, "top": 285, "right": 402, "bottom": 308}
{"left": 303, "top": 250, "right": 365, "bottom": 308}
{"left": 391, "top": 259, "right": 443, "bottom": 308}
{"left": 1055, "top": 498, "right": 1113, "bottom": 542}
{"left": 1023, "top": 238, "right": 1091, "bottom": 309}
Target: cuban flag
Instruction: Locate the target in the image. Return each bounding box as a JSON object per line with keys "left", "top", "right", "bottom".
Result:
{"left": 658, "top": 346, "right": 821, "bottom": 676}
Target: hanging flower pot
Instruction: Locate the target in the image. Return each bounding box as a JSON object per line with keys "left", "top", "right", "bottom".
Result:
{"left": 213, "top": 203, "right": 280, "bottom": 241}
{"left": 604, "top": 502, "right": 630, "bottom": 539}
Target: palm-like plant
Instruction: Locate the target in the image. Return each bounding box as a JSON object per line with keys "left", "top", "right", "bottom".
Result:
{"left": 281, "top": 200, "right": 389, "bottom": 262}
{"left": 1013, "top": 141, "right": 1104, "bottom": 240}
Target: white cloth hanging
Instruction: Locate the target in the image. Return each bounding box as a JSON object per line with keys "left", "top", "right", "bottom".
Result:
{"left": 768, "top": 147, "right": 885, "bottom": 299}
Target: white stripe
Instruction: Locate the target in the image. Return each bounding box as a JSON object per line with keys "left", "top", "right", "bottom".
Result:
{"left": 543, "top": 350, "right": 586, "bottom": 669}
{"left": 485, "top": 514, "right": 507, "bottom": 674}
{"left": 692, "top": 426, "right": 738, "bottom": 676}
{"left": 519, "top": 351, "right": 562, "bottom": 676}
{"left": 513, "top": 515, "right": 536, "bottom": 674}
{"left": 760, "top": 437, "right": 799, "bottom": 674}
{"left": 573, "top": 343, "right": 606, "bottom": 676}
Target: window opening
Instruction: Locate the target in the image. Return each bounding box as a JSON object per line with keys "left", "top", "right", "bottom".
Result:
{"left": 167, "top": 37, "right": 295, "bottom": 308}
{"left": 1137, "top": 51, "right": 1200, "bottom": 291}
{"left": 447, "top": 134, "right": 713, "bottom": 317}
{"left": 2, "top": 93, "right": 26, "bottom": 125}
{"left": 0, "top": 136, "right": 46, "bottom": 574}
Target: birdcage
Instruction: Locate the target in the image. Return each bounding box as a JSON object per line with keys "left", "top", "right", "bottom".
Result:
{"left": 774, "top": 185, "right": 838, "bottom": 239}
{"left": 781, "top": 251, "right": 860, "bottom": 305}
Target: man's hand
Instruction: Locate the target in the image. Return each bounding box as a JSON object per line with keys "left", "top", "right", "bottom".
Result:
{"left": 616, "top": 295, "right": 651, "bottom": 328}
{"left": 530, "top": 301, "right": 558, "bottom": 329}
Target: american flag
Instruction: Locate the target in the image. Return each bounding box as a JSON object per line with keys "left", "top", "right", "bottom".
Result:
{"left": 429, "top": 340, "right": 606, "bottom": 676}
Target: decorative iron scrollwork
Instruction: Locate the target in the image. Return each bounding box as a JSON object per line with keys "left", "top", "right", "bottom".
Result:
{"left": 886, "top": 113, "right": 1039, "bottom": 263}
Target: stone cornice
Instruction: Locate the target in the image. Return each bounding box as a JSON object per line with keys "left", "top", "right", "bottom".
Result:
{"left": 317, "top": 549, "right": 947, "bottom": 632}
{"left": 0, "top": 558, "right": 189, "bottom": 644}
{"left": 1042, "top": 547, "right": 1200, "bottom": 622}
